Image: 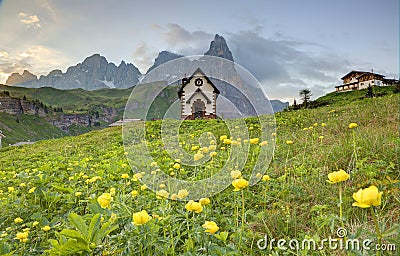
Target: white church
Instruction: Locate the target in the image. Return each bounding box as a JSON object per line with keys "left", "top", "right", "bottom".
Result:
{"left": 178, "top": 68, "right": 220, "bottom": 120}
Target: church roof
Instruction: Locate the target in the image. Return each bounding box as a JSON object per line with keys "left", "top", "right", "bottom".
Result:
{"left": 178, "top": 68, "right": 220, "bottom": 97}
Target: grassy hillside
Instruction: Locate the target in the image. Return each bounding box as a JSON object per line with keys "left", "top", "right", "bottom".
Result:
{"left": 0, "top": 84, "right": 134, "bottom": 113}
{"left": 0, "top": 93, "right": 398, "bottom": 255}
{"left": 0, "top": 112, "right": 66, "bottom": 146}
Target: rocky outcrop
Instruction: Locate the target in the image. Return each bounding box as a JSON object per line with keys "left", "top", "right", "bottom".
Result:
{"left": 6, "top": 70, "right": 37, "bottom": 85}
{"left": 7, "top": 54, "right": 141, "bottom": 90}
{"left": 204, "top": 34, "right": 234, "bottom": 62}
{"left": 0, "top": 97, "right": 46, "bottom": 116}
{"left": 146, "top": 51, "right": 184, "bottom": 74}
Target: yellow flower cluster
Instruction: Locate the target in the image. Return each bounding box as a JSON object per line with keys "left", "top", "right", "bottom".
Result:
{"left": 97, "top": 193, "right": 113, "bottom": 209}
{"left": 232, "top": 178, "right": 249, "bottom": 191}
{"left": 132, "top": 210, "right": 151, "bottom": 225}
{"left": 185, "top": 200, "right": 203, "bottom": 213}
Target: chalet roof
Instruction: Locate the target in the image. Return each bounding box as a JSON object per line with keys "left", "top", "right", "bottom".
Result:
{"left": 178, "top": 68, "right": 220, "bottom": 97}
{"left": 186, "top": 88, "right": 212, "bottom": 104}
{"left": 341, "top": 70, "right": 385, "bottom": 80}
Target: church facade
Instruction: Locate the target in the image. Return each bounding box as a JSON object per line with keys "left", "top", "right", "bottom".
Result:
{"left": 178, "top": 68, "right": 220, "bottom": 120}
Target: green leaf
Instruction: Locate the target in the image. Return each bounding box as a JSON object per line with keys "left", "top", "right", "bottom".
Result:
{"left": 87, "top": 213, "right": 101, "bottom": 242}
{"left": 214, "top": 231, "right": 229, "bottom": 243}
{"left": 381, "top": 224, "right": 400, "bottom": 237}
{"left": 60, "top": 229, "right": 87, "bottom": 243}
{"left": 68, "top": 213, "right": 88, "bottom": 236}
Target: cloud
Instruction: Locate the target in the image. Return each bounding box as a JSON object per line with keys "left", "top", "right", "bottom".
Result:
{"left": 162, "top": 24, "right": 213, "bottom": 55}
{"left": 0, "top": 45, "right": 71, "bottom": 84}
{"left": 132, "top": 41, "right": 158, "bottom": 73}
{"left": 18, "top": 12, "right": 42, "bottom": 28}
{"left": 226, "top": 30, "right": 352, "bottom": 100}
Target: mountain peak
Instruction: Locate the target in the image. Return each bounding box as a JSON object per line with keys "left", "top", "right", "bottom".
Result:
{"left": 6, "top": 70, "right": 37, "bottom": 85}
{"left": 204, "top": 34, "right": 234, "bottom": 62}
{"left": 146, "top": 51, "right": 184, "bottom": 74}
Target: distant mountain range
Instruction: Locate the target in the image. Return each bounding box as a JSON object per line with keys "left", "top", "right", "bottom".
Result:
{"left": 6, "top": 34, "right": 288, "bottom": 112}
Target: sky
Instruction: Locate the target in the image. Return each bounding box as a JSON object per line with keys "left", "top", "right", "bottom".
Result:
{"left": 0, "top": 0, "right": 398, "bottom": 102}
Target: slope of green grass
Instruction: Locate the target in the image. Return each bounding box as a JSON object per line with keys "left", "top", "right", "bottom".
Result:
{"left": 0, "top": 91, "right": 398, "bottom": 255}
{"left": 0, "top": 112, "right": 66, "bottom": 146}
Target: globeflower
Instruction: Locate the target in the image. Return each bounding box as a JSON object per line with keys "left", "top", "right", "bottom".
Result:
{"left": 177, "top": 189, "right": 189, "bottom": 199}
{"left": 194, "top": 153, "right": 204, "bottom": 161}
{"left": 132, "top": 210, "right": 151, "bottom": 225}
{"left": 208, "top": 145, "right": 216, "bottom": 151}
{"left": 262, "top": 175, "right": 271, "bottom": 181}
{"left": 259, "top": 141, "right": 268, "bottom": 146}
{"left": 223, "top": 138, "right": 232, "bottom": 145}
{"left": 28, "top": 187, "right": 36, "bottom": 193}
{"left": 352, "top": 186, "right": 383, "bottom": 208}
{"left": 327, "top": 169, "right": 350, "bottom": 184}
{"left": 199, "top": 197, "right": 211, "bottom": 205}
{"left": 15, "top": 232, "right": 29, "bottom": 242}
{"left": 286, "top": 140, "right": 293, "bottom": 145}
{"left": 230, "top": 170, "right": 242, "bottom": 179}
{"left": 97, "top": 193, "right": 112, "bottom": 209}
{"left": 156, "top": 189, "right": 169, "bottom": 199}
{"left": 219, "top": 135, "right": 227, "bottom": 141}
{"left": 348, "top": 123, "right": 358, "bottom": 129}
{"left": 210, "top": 152, "right": 217, "bottom": 157}
{"left": 185, "top": 200, "right": 203, "bottom": 213}
{"left": 250, "top": 138, "right": 259, "bottom": 144}
{"left": 232, "top": 178, "right": 249, "bottom": 191}
{"left": 121, "top": 173, "right": 129, "bottom": 179}
{"left": 202, "top": 221, "right": 219, "bottom": 234}
{"left": 41, "top": 225, "right": 51, "bottom": 231}
{"left": 173, "top": 163, "right": 181, "bottom": 169}
{"left": 14, "top": 217, "right": 23, "bottom": 224}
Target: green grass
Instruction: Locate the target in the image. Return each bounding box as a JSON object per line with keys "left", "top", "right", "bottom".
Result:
{"left": 0, "top": 93, "right": 398, "bottom": 255}
{"left": 0, "top": 112, "right": 66, "bottom": 146}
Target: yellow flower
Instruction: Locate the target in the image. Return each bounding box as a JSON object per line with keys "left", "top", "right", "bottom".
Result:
{"left": 348, "top": 123, "right": 358, "bottom": 129}
{"left": 256, "top": 173, "right": 262, "bottom": 179}
{"left": 199, "top": 197, "right": 211, "bottom": 205}
{"left": 8, "top": 187, "right": 14, "bottom": 192}
{"left": 173, "top": 163, "right": 181, "bottom": 169}
{"left": 185, "top": 200, "right": 203, "bottom": 213}
{"left": 191, "top": 145, "right": 200, "bottom": 151}
{"left": 250, "top": 138, "right": 259, "bottom": 144}
{"left": 121, "top": 173, "right": 129, "bottom": 179}
{"left": 150, "top": 161, "right": 158, "bottom": 167}
{"left": 110, "top": 187, "right": 116, "bottom": 196}
{"left": 231, "top": 140, "right": 240, "bottom": 146}
{"left": 175, "top": 159, "right": 181, "bottom": 163}
{"left": 132, "top": 210, "right": 151, "bottom": 225}
{"left": 75, "top": 192, "right": 82, "bottom": 197}
{"left": 230, "top": 170, "right": 242, "bottom": 179}
{"left": 220, "top": 135, "right": 227, "bottom": 141}
{"left": 19, "top": 183, "right": 26, "bottom": 187}
{"left": 210, "top": 152, "right": 217, "bottom": 157}
{"left": 220, "top": 146, "right": 225, "bottom": 150}
{"left": 208, "top": 145, "right": 216, "bottom": 151}
{"left": 352, "top": 186, "right": 383, "bottom": 208}
{"left": 140, "top": 185, "right": 147, "bottom": 191}
{"left": 121, "top": 163, "right": 128, "bottom": 168}
{"left": 210, "top": 140, "right": 216, "bottom": 145}
{"left": 15, "top": 232, "right": 29, "bottom": 242}
{"left": 134, "top": 173, "right": 143, "bottom": 179}
{"left": 223, "top": 138, "right": 232, "bottom": 144}
{"left": 14, "top": 217, "right": 23, "bottom": 224}
{"left": 194, "top": 153, "right": 204, "bottom": 161}
{"left": 327, "top": 169, "right": 350, "bottom": 184}
{"left": 156, "top": 189, "right": 169, "bottom": 199}
{"left": 303, "top": 127, "right": 309, "bottom": 131}
{"left": 41, "top": 225, "right": 51, "bottom": 231}
{"left": 32, "top": 221, "right": 39, "bottom": 227}
{"left": 171, "top": 193, "right": 178, "bottom": 200}
{"left": 202, "top": 221, "right": 219, "bottom": 234}
{"left": 318, "top": 136, "right": 324, "bottom": 140}
{"left": 232, "top": 178, "right": 249, "bottom": 191}
{"left": 28, "top": 187, "right": 36, "bottom": 193}
{"left": 97, "top": 193, "right": 112, "bottom": 209}
{"left": 177, "top": 189, "right": 189, "bottom": 199}
{"left": 271, "top": 132, "right": 277, "bottom": 137}
{"left": 259, "top": 141, "right": 268, "bottom": 146}
{"left": 262, "top": 175, "right": 271, "bottom": 181}
{"left": 321, "top": 123, "right": 326, "bottom": 127}
{"left": 313, "top": 123, "right": 318, "bottom": 126}
{"left": 131, "top": 190, "right": 138, "bottom": 197}
{"left": 201, "top": 147, "right": 209, "bottom": 153}
{"left": 159, "top": 184, "right": 166, "bottom": 189}
{"left": 285, "top": 140, "right": 293, "bottom": 145}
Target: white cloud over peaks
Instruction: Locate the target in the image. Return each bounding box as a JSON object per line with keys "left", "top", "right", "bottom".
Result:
{"left": 18, "top": 12, "right": 42, "bottom": 28}
{"left": 0, "top": 45, "right": 71, "bottom": 84}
